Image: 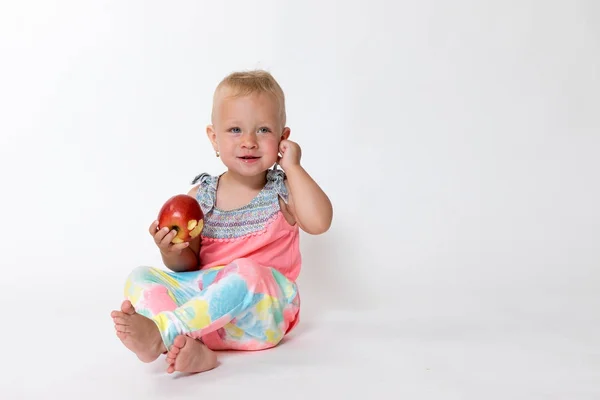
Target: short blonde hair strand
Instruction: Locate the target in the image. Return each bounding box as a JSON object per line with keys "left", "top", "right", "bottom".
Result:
{"left": 212, "top": 69, "right": 286, "bottom": 125}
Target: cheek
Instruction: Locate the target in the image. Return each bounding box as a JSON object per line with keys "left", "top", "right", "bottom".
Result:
{"left": 261, "top": 137, "right": 280, "bottom": 153}
{"left": 217, "top": 138, "right": 235, "bottom": 152}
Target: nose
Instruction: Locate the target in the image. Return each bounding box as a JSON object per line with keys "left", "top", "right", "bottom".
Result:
{"left": 240, "top": 131, "right": 258, "bottom": 149}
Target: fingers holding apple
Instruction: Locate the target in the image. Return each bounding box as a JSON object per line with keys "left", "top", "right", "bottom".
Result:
{"left": 149, "top": 223, "right": 188, "bottom": 254}
{"left": 151, "top": 194, "right": 204, "bottom": 254}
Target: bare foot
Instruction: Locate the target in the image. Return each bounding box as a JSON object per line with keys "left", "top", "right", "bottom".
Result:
{"left": 111, "top": 300, "right": 166, "bottom": 363}
{"left": 165, "top": 335, "right": 218, "bottom": 374}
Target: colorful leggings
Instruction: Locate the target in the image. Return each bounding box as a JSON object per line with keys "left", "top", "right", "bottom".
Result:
{"left": 124, "top": 258, "right": 300, "bottom": 351}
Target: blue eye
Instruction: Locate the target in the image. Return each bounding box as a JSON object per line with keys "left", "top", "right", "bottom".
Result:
{"left": 230, "top": 127, "right": 241, "bottom": 134}
{"left": 258, "top": 127, "right": 271, "bottom": 134}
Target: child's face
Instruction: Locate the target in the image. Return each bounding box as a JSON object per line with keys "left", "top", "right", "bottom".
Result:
{"left": 208, "top": 89, "right": 289, "bottom": 178}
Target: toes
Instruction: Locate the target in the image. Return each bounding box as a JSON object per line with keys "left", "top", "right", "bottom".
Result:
{"left": 165, "top": 347, "right": 179, "bottom": 364}
{"left": 112, "top": 316, "right": 129, "bottom": 325}
{"left": 115, "top": 324, "right": 130, "bottom": 333}
{"left": 112, "top": 312, "right": 131, "bottom": 326}
{"left": 173, "top": 335, "right": 187, "bottom": 349}
{"left": 121, "top": 300, "right": 136, "bottom": 315}
{"left": 111, "top": 310, "right": 128, "bottom": 319}
{"left": 167, "top": 364, "right": 175, "bottom": 374}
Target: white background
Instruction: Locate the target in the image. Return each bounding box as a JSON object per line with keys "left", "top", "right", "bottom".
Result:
{"left": 1, "top": 0, "right": 599, "bottom": 398}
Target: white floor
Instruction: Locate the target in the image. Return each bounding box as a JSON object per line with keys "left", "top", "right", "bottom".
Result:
{"left": 4, "top": 296, "right": 599, "bottom": 399}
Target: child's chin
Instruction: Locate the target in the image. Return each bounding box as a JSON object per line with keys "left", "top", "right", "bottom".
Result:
{"left": 227, "top": 163, "right": 269, "bottom": 175}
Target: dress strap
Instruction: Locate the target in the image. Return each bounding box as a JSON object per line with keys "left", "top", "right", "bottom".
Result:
{"left": 266, "top": 166, "right": 289, "bottom": 204}
{"left": 190, "top": 172, "right": 217, "bottom": 214}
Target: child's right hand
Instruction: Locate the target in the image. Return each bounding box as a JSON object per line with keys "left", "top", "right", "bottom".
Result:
{"left": 148, "top": 220, "right": 189, "bottom": 256}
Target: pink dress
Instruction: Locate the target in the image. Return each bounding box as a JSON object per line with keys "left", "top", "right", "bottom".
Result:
{"left": 124, "top": 168, "right": 302, "bottom": 351}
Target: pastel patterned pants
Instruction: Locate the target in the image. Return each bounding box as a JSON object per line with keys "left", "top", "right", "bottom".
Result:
{"left": 124, "top": 258, "right": 300, "bottom": 351}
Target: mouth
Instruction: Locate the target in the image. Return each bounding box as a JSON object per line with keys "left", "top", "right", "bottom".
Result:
{"left": 238, "top": 155, "right": 261, "bottom": 163}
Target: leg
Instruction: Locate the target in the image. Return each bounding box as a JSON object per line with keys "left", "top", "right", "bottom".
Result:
{"left": 200, "top": 284, "right": 300, "bottom": 351}
{"left": 200, "top": 265, "right": 301, "bottom": 351}
{"left": 151, "top": 258, "right": 299, "bottom": 349}
{"left": 124, "top": 265, "right": 210, "bottom": 318}
{"left": 111, "top": 266, "right": 210, "bottom": 363}
{"left": 160, "top": 259, "right": 300, "bottom": 373}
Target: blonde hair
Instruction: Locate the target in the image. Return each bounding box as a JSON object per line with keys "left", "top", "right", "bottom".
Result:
{"left": 212, "top": 69, "right": 286, "bottom": 125}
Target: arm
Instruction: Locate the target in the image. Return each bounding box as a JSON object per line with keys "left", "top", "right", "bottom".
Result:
{"left": 284, "top": 165, "right": 333, "bottom": 235}
{"left": 155, "top": 185, "right": 202, "bottom": 272}
{"left": 278, "top": 140, "right": 333, "bottom": 235}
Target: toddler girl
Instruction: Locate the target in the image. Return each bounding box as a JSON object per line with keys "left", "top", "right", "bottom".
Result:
{"left": 110, "top": 70, "right": 333, "bottom": 374}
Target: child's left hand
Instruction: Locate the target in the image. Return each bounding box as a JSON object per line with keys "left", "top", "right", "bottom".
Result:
{"left": 278, "top": 139, "right": 302, "bottom": 171}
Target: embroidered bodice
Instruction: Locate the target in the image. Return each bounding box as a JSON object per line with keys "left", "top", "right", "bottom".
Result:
{"left": 191, "top": 168, "right": 289, "bottom": 240}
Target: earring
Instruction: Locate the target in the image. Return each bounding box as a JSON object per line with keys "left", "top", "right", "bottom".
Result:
{"left": 216, "top": 151, "right": 220, "bottom": 157}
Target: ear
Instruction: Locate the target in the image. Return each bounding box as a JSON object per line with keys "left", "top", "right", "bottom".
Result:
{"left": 206, "top": 125, "right": 218, "bottom": 151}
{"left": 281, "top": 127, "right": 291, "bottom": 141}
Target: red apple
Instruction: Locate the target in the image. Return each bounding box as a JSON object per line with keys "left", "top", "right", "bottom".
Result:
{"left": 157, "top": 194, "right": 204, "bottom": 244}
